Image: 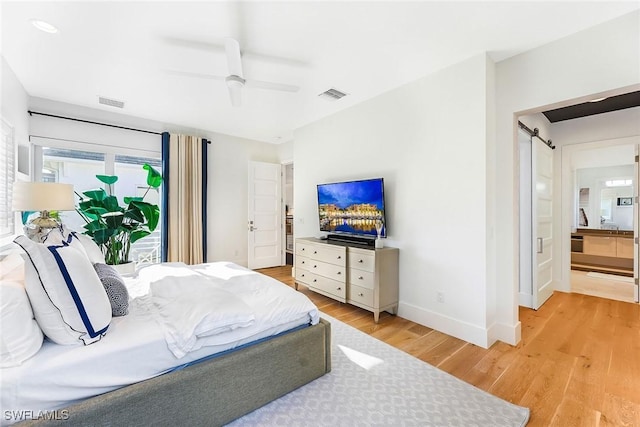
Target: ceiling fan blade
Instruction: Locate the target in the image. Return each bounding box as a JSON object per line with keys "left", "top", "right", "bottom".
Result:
{"left": 227, "top": 83, "right": 242, "bottom": 107}
{"left": 164, "top": 69, "right": 225, "bottom": 80}
{"left": 245, "top": 79, "right": 300, "bottom": 93}
{"left": 225, "top": 38, "right": 244, "bottom": 78}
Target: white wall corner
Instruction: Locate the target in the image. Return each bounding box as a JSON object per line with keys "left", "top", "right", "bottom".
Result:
{"left": 398, "top": 301, "right": 493, "bottom": 349}
{"left": 518, "top": 292, "right": 532, "bottom": 308}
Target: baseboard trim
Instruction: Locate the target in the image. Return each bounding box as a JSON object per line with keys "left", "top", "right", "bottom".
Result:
{"left": 488, "top": 321, "right": 521, "bottom": 346}
{"left": 398, "top": 302, "right": 492, "bottom": 348}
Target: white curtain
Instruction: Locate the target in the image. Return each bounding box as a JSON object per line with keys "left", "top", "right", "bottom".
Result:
{"left": 166, "top": 134, "right": 207, "bottom": 264}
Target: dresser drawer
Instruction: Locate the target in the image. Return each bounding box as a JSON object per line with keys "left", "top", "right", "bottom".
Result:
{"left": 349, "top": 268, "right": 374, "bottom": 290}
{"left": 296, "top": 241, "right": 315, "bottom": 256}
{"left": 348, "top": 284, "right": 374, "bottom": 307}
{"left": 306, "top": 259, "right": 345, "bottom": 282}
{"left": 295, "top": 267, "right": 313, "bottom": 284}
{"left": 349, "top": 250, "right": 375, "bottom": 272}
{"left": 295, "top": 255, "right": 313, "bottom": 271}
{"left": 308, "top": 245, "right": 346, "bottom": 266}
{"left": 308, "top": 274, "right": 347, "bottom": 299}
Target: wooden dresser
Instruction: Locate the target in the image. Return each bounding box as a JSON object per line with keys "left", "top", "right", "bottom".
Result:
{"left": 294, "top": 237, "right": 399, "bottom": 323}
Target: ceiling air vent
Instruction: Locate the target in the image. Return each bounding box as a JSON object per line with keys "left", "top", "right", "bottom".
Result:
{"left": 98, "top": 96, "right": 125, "bottom": 109}
{"left": 318, "top": 88, "right": 348, "bottom": 101}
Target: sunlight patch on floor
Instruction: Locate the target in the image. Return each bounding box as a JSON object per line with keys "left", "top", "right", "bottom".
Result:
{"left": 338, "top": 345, "right": 384, "bottom": 370}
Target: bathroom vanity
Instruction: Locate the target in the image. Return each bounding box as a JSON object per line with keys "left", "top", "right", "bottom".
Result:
{"left": 571, "top": 228, "right": 634, "bottom": 276}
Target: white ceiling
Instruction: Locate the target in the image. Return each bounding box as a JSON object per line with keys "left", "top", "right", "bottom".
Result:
{"left": 2, "top": 1, "right": 638, "bottom": 144}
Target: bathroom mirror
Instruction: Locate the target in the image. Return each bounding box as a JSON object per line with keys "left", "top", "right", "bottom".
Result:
{"left": 575, "top": 165, "right": 634, "bottom": 230}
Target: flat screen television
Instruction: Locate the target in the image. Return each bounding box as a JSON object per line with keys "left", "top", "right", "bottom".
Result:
{"left": 317, "top": 178, "right": 387, "bottom": 238}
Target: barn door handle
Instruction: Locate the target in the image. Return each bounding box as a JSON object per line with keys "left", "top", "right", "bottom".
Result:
{"left": 537, "top": 238, "right": 543, "bottom": 254}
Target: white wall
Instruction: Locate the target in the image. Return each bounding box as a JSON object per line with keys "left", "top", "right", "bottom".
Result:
{"left": 207, "top": 134, "right": 280, "bottom": 265}
{"left": 495, "top": 10, "right": 640, "bottom": 344}
{"left": 0, "top": 57, "right": 30, "bottom": 247}
{"left": 553, "top": 107, "right": 640, "bottom": 146}
{"left": 24, "top": 98, "right": 279, "bottom": 266}
{"left": 294, "top": 54, "right": 495, "bottom": 347}
{"left": 1, "top": 58, "right": 29, "bottom": 150}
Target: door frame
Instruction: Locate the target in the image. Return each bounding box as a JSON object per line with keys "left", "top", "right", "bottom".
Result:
{"left": 281, "top": 159, "right": 294, "bottom": 267}
{"left": 559, "top": 136, "right": 640, "bottom": 299}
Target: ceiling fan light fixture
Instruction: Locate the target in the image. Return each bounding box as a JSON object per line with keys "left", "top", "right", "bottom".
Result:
{"left": 225, "top": 75, "right": 245, "bottom": 107}
{"left": 225, "top": 75, "right": 245, "bottom": 89}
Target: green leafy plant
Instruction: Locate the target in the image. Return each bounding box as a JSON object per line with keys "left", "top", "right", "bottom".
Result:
{"left": 76, "top": 164, "right": 162, "bottom": 265}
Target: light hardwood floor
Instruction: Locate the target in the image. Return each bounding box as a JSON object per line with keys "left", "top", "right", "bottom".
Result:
{"left": 571, "top": 270, "right": 636, "bottom": 303}
{"left": 258, "top": 265, "right": 640, "bottom": 427}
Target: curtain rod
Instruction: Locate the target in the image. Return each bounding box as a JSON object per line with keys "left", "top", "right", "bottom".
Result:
{"left": 28, "top": 110, "right": 162, "bottom": 135}
{"left": 518, "top": 121, "right": 555, "bottom": 149}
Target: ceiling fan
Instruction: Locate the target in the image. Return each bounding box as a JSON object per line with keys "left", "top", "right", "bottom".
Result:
{"left": 169, "top": 38, "right": 300, "bottom": 107}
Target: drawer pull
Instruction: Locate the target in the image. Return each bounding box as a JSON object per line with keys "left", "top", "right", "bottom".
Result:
{"left": 301, "top": 248, "right": 305, "bottom": 251}
{"left": 313, "top": 265, "right": 317, "bottom": 268}
{"left": 358, "top": 293, "right": 364, "bottom": 297}
{"left": 313, "top": 250, "right": 317, "bottom": 254}
{"left": 337, "top": 255, "right": 342, "bottom": 259}
{"left": 358, "top": 259, "right": 364, "bottom": 263}
{"left": 337, "top": 271, "right": 342, "bottom": 275}
{"left": 301, "top": 274, "right": 305, "bottom": 277}
{"left": 301, "top": 260, "right": 305, "bottom": 264}
{"left": 358, "top": 276, "right": 364, "bottom": 280}
{"left": 313, "top": 279, "right": 317, "bottom": 283}
{"left": 337, "top": 287, "right": 342, "bottom": 291}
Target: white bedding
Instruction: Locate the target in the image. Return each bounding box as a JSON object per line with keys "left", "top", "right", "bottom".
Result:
{"left": 0, "top": 262, "right": 318, "bottom": 425}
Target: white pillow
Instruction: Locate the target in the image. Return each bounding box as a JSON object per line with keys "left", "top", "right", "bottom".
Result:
{"left": 70, "top": 231, "right": 106, "bottom": 264}
{"left": 0, "top": 280, "right": 44, "bottom": 367}
{"left": 0, "top": 253, "right": 24, "bottom": 282}
{"left": 43, "top": 227, "right": 106, "bottom": 265}
{"left": 14, "top": 236, "right": 112, "bottom": 346}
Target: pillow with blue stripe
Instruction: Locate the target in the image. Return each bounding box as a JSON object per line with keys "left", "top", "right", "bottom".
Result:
{"left": 14, "top": 235, "right": 112, "bottom": 346}
{"left": 43, "top": 227, "right": 106, "bottom": 265}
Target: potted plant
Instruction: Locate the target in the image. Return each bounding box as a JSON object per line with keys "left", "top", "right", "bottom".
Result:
{"left": 76, "top": 163, "right": 162, "bottom": 268}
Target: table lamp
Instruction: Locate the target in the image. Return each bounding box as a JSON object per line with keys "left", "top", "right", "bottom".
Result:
{"left": 12, "top": 182, "right": 75, "bottom": 241}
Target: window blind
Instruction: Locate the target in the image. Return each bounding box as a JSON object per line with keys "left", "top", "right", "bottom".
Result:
{"left": 0, "top": 119, "right": 15, "bottom": 238}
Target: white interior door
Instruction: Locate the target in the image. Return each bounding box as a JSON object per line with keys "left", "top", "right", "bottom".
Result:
{"left": 519, "top": 129, "right": 533, "bottom": 308}
{"left": 532, "top": 138, "right": 554, "bottom": 309}
{"left": 248, "top": 161, "right": 282, "bottom": 269}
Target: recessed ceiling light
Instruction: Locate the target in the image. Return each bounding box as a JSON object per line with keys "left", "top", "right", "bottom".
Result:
{"left": 31, "top": 19, "right": 58, "bottom": 34}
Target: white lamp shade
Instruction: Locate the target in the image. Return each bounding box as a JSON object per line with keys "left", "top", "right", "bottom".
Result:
{"left": 12, "top": 182, "right": 75, "bottom": 212}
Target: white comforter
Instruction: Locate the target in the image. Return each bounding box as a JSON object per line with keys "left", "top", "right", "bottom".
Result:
{"left": 137, "top": 262, "right": 318, "bottom": 357}
{"left": 0, "top": 262, "right": 318, "bottom": 425}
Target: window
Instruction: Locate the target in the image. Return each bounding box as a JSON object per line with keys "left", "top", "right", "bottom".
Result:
{"left": 38, "top": 145, "right": 162, "bottom": 264}
{"left": 115, "top": 155, "right": 163, "bottom": 264}
{"left": 0, "top": 119, "right": 15, "bottom": 238}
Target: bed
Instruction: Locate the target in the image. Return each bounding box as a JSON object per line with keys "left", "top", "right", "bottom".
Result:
{"left": 1, "top": 237, "right": 331, "bottom": 427}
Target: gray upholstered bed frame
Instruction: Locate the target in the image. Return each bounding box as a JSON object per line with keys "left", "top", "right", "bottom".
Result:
{"left": 18, "top": 318, "right": 331, "bottom": 427}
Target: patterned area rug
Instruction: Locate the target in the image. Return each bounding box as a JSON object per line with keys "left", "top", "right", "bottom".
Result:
{"left": 230, "top": 313, "right": 530, "bottom": 426}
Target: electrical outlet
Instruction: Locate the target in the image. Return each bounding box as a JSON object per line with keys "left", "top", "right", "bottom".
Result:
{"left": 437, "top": 292, "right": 444, "bottom": 303}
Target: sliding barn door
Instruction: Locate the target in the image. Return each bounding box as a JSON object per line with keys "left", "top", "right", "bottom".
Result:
{"left": 247, "top": 161, "right": 282, "bottom": 269}
{"left": 532, "top": 137, "right": 554, "bottom": 310}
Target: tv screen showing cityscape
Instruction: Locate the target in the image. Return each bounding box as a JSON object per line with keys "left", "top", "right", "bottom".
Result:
{"left": 317, "top": 178, "right": 386, "bottom": 237}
